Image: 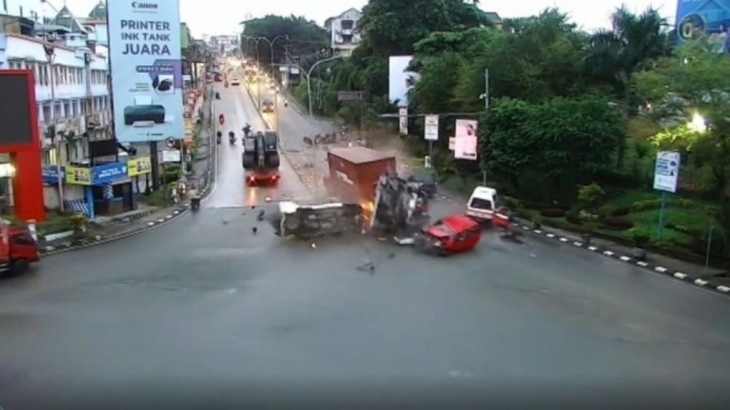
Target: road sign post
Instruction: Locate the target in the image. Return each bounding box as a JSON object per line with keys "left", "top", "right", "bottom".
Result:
{"left": 653, "top": 151, "right": 680, "bottom": 241}
{"left": 424, "top": 115, "right": 439, "bottom": 169}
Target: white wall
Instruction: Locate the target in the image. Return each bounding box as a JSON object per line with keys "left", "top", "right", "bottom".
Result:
{"left": 330, "top": 9, "right": 362, "bottom": 48}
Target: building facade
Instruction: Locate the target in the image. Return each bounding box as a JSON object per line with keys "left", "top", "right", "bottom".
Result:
{"left": 0, "top": 0, "right": 111, "bottom": 213}
{"left": 324, "top": 8, "right": 362, "bottom": 56}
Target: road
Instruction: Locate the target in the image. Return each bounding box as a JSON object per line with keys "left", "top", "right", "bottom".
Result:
{"left": 207, "top": 81, "right": 312, "bottom": 208}
{"left": 0, "top": 82, "right": 729, "bottom": 408}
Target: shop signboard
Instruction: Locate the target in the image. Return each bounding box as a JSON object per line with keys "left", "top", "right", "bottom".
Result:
{"left": 41, "top": 165, "right": 63, "bottom": 183}
{"left": 128, "top": 156, "right": 153, "bottom": 177}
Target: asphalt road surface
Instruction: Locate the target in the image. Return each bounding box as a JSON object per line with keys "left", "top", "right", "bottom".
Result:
{"left": 0, "top": 83, "right": 729, "bottom": 409}
{"left": 207, "top": 82, "right": 312, "bottom": 208}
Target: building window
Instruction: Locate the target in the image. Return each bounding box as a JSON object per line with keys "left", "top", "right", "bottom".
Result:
{"left": 341, "top": 20, "right": 354, "bottom": 30}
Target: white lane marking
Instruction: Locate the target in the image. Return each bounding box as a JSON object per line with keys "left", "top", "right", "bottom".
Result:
{"left": 147, "top": 222, "right": 155, "bottom": 226}
{"left": 603, "top": 250, "right": 614, "bottom": 256}
{"left": 173, "top": 210, "right": 180, "bottom": 215}
{"left": 588, "top": 246, "right": 598, "bottom": 251}
{"left": 694, "top": 279, "right": 708, "bottom": 286}
{"left": 673, "top": 272, "right": 687, "bottom": 279}
{"left": 533, "top": 229, "right": 542, "bottom": 234}
{"left": 559, "top": 237, "right": 568, "bottom": 242}
{"left": 717, "top": 286, "right": 730, "bottom": 293}
{"left": 619, "top": 256, "right": 631, "bottom": 261}
{"left": 636, "top": 261, "right": 649, "bottom": 267}
{"left": 654, "top": 266, "right": 667, "bottom": 273}
{"left": 573, "top": 242, "right": 582, "bottom": 247}
{"left": 546, "top": 233, "right": 555, "bottom": 238}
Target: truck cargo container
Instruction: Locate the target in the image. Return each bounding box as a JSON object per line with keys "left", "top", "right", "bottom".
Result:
{"left": 324, "top": 147, "right": 397, "bottom": 206}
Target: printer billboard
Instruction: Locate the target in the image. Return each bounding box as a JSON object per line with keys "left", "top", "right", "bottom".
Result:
{"left": 107, "top": 0, "right": 184, "bottom": 143}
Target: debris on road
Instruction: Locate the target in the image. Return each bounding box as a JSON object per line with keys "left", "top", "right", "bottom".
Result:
{"left": 256, "top": 210, "right": 266, "bottom": 221}
{"left": 252, "top": 226, "right": 258, "bottom": 234}
{"left": 311, "top": 243, "right": 316, "bottom": 249}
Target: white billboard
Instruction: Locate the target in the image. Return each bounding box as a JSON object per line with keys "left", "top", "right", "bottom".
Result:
{"left": 424, "top": 115, "right": 438, "bottom": 141}
{"left": 107, "top": 0, "right": 184, "bottom": 143}
{"left": 454, "top": 119, "right": 478, "bottom": 160}
{"left": 388, "top": 55, "right": 416, "bottom": 106}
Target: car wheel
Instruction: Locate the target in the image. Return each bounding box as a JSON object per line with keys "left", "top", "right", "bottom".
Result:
{"left": 8, "top": 258, "right": 29, "bottom": 276}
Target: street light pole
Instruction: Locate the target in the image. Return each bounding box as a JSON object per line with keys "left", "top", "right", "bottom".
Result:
{"left": 44, "top": 40, "right": 64, "bottom": 212}
{"left": 306, "top": 55, "right": 342, "bottom": 117}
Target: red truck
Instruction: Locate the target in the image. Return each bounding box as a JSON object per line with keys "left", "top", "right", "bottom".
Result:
{"left": 0, "top": 224, "right": 40, "bottom": 276}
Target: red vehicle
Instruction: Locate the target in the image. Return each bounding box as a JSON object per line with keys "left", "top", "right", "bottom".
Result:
{"left": 218, "top": 114, "right": 225, "bottom": 125}
{"left": 214, "top": 74, "right": 223, "bottom": 82}
{"left": 0, "top": 224, "right": 40, "bottom": 276}
{"left": 416, "top": 214, "right": 482, "bottom": 255}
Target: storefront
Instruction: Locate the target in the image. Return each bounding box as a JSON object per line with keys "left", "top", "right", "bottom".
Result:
{"left": 63, "top": 158, "right": 150, "bottom": 218}
{"left": 127, "top": 156, "right": 153, "bottom": 194}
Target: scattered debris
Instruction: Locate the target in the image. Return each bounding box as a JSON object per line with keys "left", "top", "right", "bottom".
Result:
{"left": 222, "top": 219, "right": 229, "bottom": 225}
{"left": 311, "top": 243, "right": 316, "bottom": 248}
{"left": 388, "top": 253, "right": 395, "bottom": 259}
{"left": 252, "top": 226, "right": 258, "bottom": 234}
{"left": 357, "top": 261, "right": 375, "bottom": 275}
{"left": 256, "top": 210, "right": 266, "bottom": 221}
{"left": 265, "top": 196, "right": 272, "bottom": 202}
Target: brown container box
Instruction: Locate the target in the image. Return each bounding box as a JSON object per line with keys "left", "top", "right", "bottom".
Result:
{"left": 325, "top": 147, "right": 397, "bottom": 204}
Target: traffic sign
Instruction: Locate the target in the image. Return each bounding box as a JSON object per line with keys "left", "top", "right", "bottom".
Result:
{"left": 165, "top": 137, "right": 176, "bottom": 148}
{"left": 424, "top": 115, "right": 439, "bottom": 141}
{"left": 338, "top": 91, "right": 363, "bottom": 101}
{"left": 653, "top": 151, "right": 680, "bottom": 193}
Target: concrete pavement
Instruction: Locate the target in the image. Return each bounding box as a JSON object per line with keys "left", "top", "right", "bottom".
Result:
{"left": 0, "top": 81, "right": 729, "bottom": 409}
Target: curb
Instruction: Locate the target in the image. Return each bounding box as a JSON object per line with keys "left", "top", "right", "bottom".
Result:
{"left": 41, "top": 205, "right": 190, "bottom": 256}
{"left": 512, "top": 221, "right": 730, "bottom": 296}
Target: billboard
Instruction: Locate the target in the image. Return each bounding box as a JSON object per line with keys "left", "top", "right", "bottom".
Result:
{"left": 454, "top": 119, "right": 478, "bottom": 160}
{"left": 0, "top": 73, "right": 33, "bottom": 145}
{"left": 676, "top": 0, "right": 730, "bottom": 51}
{"left": 107, "top": 0, "right": 184, "bottom": 143}
{"left": 388, "top": 55, "right": 416, "bottom": 106}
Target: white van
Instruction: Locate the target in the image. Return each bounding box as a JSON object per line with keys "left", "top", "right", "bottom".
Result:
{"left": 466, "top": 186, "right": 500, "bottom": 221}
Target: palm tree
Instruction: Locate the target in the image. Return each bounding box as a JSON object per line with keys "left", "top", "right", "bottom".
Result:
{"left": 584, "top": 6, "right": 671, "bottom": 166}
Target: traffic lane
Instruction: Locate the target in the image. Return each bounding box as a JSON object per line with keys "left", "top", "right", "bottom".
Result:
{"left": 430, "top": 196, "right": 730, "bottom": 330}
{"left": 234, "top": 82, "right": 313, "bottom": 204}
{"left": 205, "top": 82, "right": 250, "bottom": 208}
{"left": 1, "top": 210, "right": 729, "bottom": 407}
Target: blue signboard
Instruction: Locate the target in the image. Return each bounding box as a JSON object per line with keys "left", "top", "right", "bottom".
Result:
{"left": 676, "top": 0, "right": 730, "bottom": 52}
{"left": 91, "top": 162, "right": 128, "bottom": 185}
{"left": 42, "top": 165, "right": 63, "bottom": 183}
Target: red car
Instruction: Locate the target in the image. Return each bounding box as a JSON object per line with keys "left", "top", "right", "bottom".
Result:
{"left": 416, "top": 214, "right": 481, "bottom": 255}
{"left": 0, "top": 225, "right": 41, "bottom": 276}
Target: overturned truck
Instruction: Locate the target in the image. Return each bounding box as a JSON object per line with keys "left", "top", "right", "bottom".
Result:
{"left": 268, "top": 147, "right": 430, "bottom": 240}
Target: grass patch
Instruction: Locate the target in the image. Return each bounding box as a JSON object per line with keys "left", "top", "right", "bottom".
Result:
{"left": 628, "top": 208, "right": 710, "bottom": 245}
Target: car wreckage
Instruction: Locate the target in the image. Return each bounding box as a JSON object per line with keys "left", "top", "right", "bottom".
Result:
{"left": 267, "top": 173, "right": 431, "bottom": 241}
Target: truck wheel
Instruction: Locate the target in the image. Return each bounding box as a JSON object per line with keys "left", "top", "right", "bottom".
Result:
{"left": 8, "top": 258, "right": 29, "bottom": 276}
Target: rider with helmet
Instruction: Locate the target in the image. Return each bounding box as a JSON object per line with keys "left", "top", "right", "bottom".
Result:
{"left": 242, "top": 123, "right": 252, "bottom": 137}
{"left": 216, "top": 130, "right": 222, "bottom": 144}
{"left": 228, "top": 131, "right": 236, "bottom": 144}
{"left": 219, "top": 113, "right": 225, "bottom": 124}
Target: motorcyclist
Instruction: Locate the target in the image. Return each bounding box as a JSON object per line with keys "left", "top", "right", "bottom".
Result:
{"left": 228, "top": 131, "right": 236, "bottom": 143}
{"left": 243, "top": 123, "right": 251, "bottom": 136}
{"left": 215, "top": 92, "right": 220, "bottom": 99}
{"left": 216, "top": 130, "right": 222, "bottom": 144}
{"left": 219, "top": 113, "right": 225, "bottom": 124}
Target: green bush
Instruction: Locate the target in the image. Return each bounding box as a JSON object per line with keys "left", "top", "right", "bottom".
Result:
{"left": 540, "top": 208, "right": 567, "bottom": 218}
{"left": 631, "top": 199, "right": 662, "bottom": 211}
{"left": 601, "top": 217, "right": 634, "bottom": 231}
{"left": 629, "top": 228, "right": 650, "bottom": 247}
{"left": 611, "top": 206, "right": 631, "bottom": 216}
{"left": 503, "top": 196, "right": 521, "bottom": 210}
{"left": 577, "top": 183, "right": 605, "bottom": 206}
{"left": 565, "top": 211, "right": 582, "bottom": 225}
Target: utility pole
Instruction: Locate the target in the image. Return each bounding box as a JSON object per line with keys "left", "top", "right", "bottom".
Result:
{"left": 44, "top": 39, "right": 64, "bottom": 212}
{"left": 484, "top": 68, "right": 489, "bottom": 110}
{"left": 306, "top": 54, "right": 343, "bottom": 117}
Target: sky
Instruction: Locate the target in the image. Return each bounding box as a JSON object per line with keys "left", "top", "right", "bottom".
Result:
{"left": 56, "top": 0, "right": 678, "bottom": 37}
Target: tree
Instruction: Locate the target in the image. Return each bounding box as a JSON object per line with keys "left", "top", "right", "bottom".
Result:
{"left": 480, "top": 95, "right": 625, "bottom": 201}
{"left": 584, "top": 6, "right": 671, "bottom": 167}
{"left": 634, "top": 43, "right": 730, "bottom": 200}
{"left": 241, "top": 15, "right": 329, "bottom": 70}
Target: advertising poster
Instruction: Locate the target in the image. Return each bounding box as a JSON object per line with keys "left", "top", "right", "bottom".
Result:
{"left": 676, "top": 0, "right": 730, "bottom": 52}
{"left": 399, "top": 107, "right": 408, "bottom": 135}
{"left": 107, "top": 0, "right": 184, "bottom": 143}
{"left": 66, "top": 166, "right": 91, "bottom": 185}
{"left": 454, "top": 119, "right": 478, "bottom": 160}
{"left": 424, "top": 115, "right": 439, "bottom": 141}
{"left": 653, "top": 151, "right": 680, "bottom": 193}
{"left": 128, "top": 156, "right": 153, "bottom": 176}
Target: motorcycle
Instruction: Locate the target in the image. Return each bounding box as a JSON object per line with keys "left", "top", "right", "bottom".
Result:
{"left": 216, "top": 131, "right": 222, "bottom": 144}
{"left": 215, "top": 92, "right": 220, "bottom": 100}
{"left": 191, "top": 196, "right": 201, "bottom": 212}
{"left": 219, "top": 115, "right": 225, "bottom": 125}
{"left": 228, "top": 131, "right": 236, "bottom": 144}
